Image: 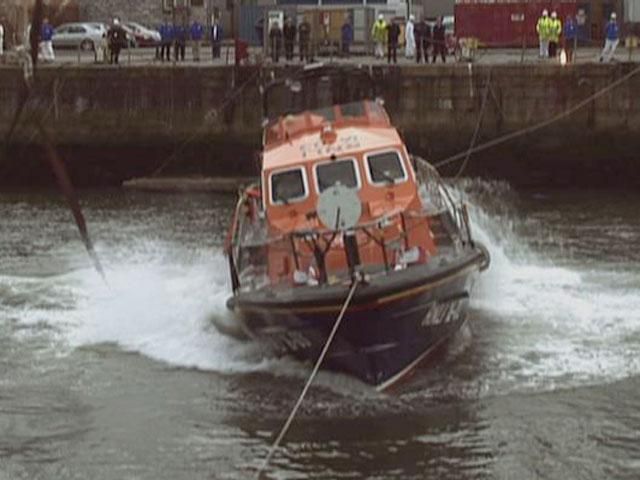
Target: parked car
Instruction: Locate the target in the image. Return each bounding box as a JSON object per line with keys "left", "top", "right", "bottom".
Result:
{"left": 52, "top": 22, "right": 106, "bottom": 51}
{"left": 124, "top": 22, "right": 161, "bottom": 47}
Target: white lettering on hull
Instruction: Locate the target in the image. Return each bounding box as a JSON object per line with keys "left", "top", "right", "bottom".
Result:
{"left": 421, "top": 298, "right": 465, "bottom": 327}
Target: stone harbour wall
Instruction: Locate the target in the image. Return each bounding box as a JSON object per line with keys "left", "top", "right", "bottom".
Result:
{"left": 1, "top": 63, "right": 639, "bottom": 186}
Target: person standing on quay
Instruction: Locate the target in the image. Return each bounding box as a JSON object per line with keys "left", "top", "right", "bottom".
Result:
{"left": 600, "top": 12, "right": 619, "bottom": 62}
{"left": 563, "top": 14, "right": 577, "bottom": 63}
{"left": 107, "top": 18, "right": 126, "bottom": 65}
{"left": 210, "top": 17, "right": 222, "bottom": 60}
{"left": 0, "top": 18, "right": 5, "bottom": 57}
{"left": 537, "top": 9, "right": 550, "bottom": 58}
{"left": 386, "top": 18, "right": 400, "bottom": 64}
{"left": 415, "top": 16, "right": 430, "bottom": 63}
{"left": 432, "top": 16, "right": 446, "bottom": 63}
{"left": 371, "top": 14, "right": 387, "bottom": 59}
{"left": 414, "top": 16, "right": 425, "bottom": 63}
{"left": 341, "top": 17, "right": 353, "bottom": 58}
{"left": 190, "top": 19, "right": 204, "bottom": 62}
{"left": 405, "top": 14, "right": 416, "bottom": 59}
{"left": 283, "top": 17, "right": 296, "bottom": 61}
{"left": 298, "top": 18, "right": 311, "bottom": 62}
{"left": 173, "top": 22, "right": 186, "bottom": 62}
{"left": 159, "top": 19, "right": 173, "bottom": 62}
{"left": 40, "top": 17, "right": 55, "bottom": 62}
{"left": 269, "top": 21, "right": 282, "bottom": 63}
{"left": 548, "top": 11, "right": 562, "bottom": 58}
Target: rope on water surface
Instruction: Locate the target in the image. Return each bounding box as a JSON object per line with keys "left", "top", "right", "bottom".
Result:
{"left": 254, "top": 277, "right": 361, "bottom": 480}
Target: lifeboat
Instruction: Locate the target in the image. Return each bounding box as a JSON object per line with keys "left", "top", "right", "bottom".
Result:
{"left": 224, "top": 65, "right": 490, "bottom": 391}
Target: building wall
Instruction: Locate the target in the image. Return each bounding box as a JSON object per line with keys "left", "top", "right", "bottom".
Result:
{"left": 74, "top": 0, "right": 230, "bottom": 30}
{"left": 419, "top": 0, "right": 454, "bottom": 18}
{"left": 0, "top": 0, "right": 28, "bottom": 47}
{"left": 626, "top": 0, "right": 640, "bottom": 21}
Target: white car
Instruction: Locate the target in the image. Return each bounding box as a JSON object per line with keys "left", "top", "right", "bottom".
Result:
{"left": 124, "top": 22, "right": 161, "bottom": 47}
{"left": 52, "top": 22, "right": 107, "bottom": 51}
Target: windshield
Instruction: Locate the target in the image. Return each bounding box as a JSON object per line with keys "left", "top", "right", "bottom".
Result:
{"left": 367, "top": 151, "right": 407, "bottom": 184}
{"left": 316, "top": 160, "right": 358, "bottom": 192}
{"left": 263, "top": 68, "right": 375, "bottom": 121}
{"left": 271, "top": 169, "right": 306, "bottom": 204}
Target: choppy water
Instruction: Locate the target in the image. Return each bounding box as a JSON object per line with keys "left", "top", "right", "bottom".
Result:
{"left": 1, "top": 183, "right": 639, "bottom": 480}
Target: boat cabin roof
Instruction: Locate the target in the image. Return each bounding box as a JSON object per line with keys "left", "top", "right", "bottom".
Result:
{"left": 262, "top": 100, "right": 396, "bottom": 171}
{"left": 259, "top": 100, "right": 420, "bottom": 233}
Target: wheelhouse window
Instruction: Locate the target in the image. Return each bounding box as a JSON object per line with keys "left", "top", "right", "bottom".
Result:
{"left": 271, "top": 168, "right": 307, "bottom": 204}
{"left": 366, "top": 151, "right": 407, "bottom": 185}
{"left": 340, "top": 102, "right": 366, "bottom": 119}
{"left": 316, "top": 159, "right": 359, "bottom": 192}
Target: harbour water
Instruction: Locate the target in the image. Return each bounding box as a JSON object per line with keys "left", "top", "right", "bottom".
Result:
{"left": 1, "top": 182, "right": 639, "bottom": 479}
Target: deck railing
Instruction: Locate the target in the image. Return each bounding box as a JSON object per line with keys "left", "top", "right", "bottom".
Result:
{"left": 227, "top": 158, "right": 474, "bottom": 292}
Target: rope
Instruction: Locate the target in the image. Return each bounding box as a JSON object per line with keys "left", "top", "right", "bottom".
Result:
{"left": 254, "top": 277, "right": 361, "bottom": 480}
{"left": 434, "top": 63, "right": 640, "bottom": 171}
{"left": 454, "top": 69, "right": 491, "bottom": 179}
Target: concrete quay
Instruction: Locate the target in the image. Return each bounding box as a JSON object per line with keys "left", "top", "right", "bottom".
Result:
{"left": 1, "top": 60, "right": 639, "bottom": 187}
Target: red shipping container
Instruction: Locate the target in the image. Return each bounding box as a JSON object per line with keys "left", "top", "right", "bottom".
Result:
{"left": 454, "top": 0, "right": 578, "bottom": 48}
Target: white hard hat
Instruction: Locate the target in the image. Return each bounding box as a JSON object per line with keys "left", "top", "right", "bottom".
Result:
{"left": 409, "top": 14, "right": 415, "bottom": 21}
{"left": 551, "top": 11, "right": 557, "bottom": 18}
{"left": 378, "top": 14, "right": 384, "bottom": 20}
{"left": 611, "top": 12, "right": 617, "bottom": 19}
{"left": 113, "top": 18, "right": 120, "bottom": 25}
{"left": 542, "top": 9, "right": 548, "bottom": 16}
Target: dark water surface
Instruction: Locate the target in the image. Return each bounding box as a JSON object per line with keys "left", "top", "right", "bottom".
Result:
{"left": 1, "top": 184, "right": 639, "bottom": 480}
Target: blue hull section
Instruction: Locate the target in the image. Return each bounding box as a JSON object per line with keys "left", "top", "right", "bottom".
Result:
{"left": 228, "top": 248, "right": 485, "bottom": 390}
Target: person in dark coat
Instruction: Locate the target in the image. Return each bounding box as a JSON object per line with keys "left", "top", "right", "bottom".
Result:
{"left": 210, "top": 18, "right": 222, "bottom": 59}
{"left": 269, "top": 20, "right": 283, "bottom": 63}
{"left": 173, "top": 23, "right": 186, "bottom": 61}
{"left": 341, "top": 17, "right": 353, "bottom": 57}
{"left": 282, "top": 17, "right": 297, "bottom": 61}
{"left": 298, "top": 19, "right": 311, "bottom": 62}
{"left": 432, "top": 16, "right": 446, "bottom": 63}
{"left": 387, "top": 18, "right": 400, "bottom": 64}
{"left": 159, "top": 19, "right": 173, "bottom": 61}
{"left": 254, "top": 18, "right": 264, "bottom": 47}
{"left": 414, "top": 17, "right": 425, "bottom": 63}
{"left": 107, "top": 18, "right": 127, "bottom": 65}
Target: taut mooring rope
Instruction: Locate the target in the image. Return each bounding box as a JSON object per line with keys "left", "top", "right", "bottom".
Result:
{"left": 434, "top": 63, "right": 640, "bottom": 171}
{"left": 454, "top": 69, "right": 492, "bottom": 179}
{"left": 254, "top": 277, "right": 361, "bottom": 479}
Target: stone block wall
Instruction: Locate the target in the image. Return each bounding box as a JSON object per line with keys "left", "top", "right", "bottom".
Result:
{"left": 1, "top": 63, "right": 639, "bottom": 186}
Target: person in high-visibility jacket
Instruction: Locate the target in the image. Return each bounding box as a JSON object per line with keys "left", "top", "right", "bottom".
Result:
{"left": 536, "top": 9, "right": 550, "bottom": 58}
{"left": 371, "top": 14, "right": 387, "bottom": 59}
{"left": 548, "top": 11, "right": 562, "bottom": 58}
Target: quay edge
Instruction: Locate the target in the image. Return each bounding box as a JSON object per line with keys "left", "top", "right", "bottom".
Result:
{"left": 1, "top": 63, "right": 639, "bottom": 187}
